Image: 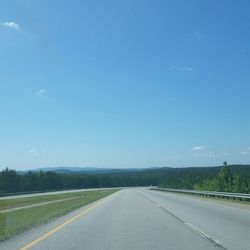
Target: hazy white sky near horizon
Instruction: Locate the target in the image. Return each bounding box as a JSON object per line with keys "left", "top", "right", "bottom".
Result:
{"left": 0, "top": 0, "right": 250, "bottom": 170}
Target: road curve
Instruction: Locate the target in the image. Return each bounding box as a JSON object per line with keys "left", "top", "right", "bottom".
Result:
{"left": 1, "top": 189, "right": 250, "bottom": 250}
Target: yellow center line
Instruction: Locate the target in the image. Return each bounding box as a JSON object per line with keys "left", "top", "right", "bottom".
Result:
{"left": 19, "top": 192, "right": 118, "bottom": 250}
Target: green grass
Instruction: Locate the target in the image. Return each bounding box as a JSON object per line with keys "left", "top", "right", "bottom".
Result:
{"left": 0, "top": 192, "right": 92, "bottom": 210}
{"left": 0, "top": 189, "right": 118, "bottom": 241}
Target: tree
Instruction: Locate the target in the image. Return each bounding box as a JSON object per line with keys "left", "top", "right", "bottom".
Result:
{"left": 0, "top": 167, "right": 20, "bottom": 193}
{"left": 216, "top": 161, "right": 234, "bottom": 192}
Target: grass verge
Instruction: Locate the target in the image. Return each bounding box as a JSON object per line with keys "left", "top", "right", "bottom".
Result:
{"left": 0, "top": 189, "right": 118, "bottom": 241}
{"left": 0, "top": 192, "right": 90, "bottom": 210}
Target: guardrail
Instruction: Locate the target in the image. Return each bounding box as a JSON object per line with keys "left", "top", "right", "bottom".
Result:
{"left": 151, "top": 188, "right": 250, "bottom": 201}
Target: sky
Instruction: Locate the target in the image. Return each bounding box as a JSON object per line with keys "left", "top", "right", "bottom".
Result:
{"left": 0, "top": 0, "right": 250, "bottom": 170}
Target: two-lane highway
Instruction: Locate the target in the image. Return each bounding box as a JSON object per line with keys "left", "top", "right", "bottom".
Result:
{"left": 1, "top": 189, "right": 250, "bottom": 250}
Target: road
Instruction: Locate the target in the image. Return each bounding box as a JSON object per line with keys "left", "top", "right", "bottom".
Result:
{"left": 0, "top": 187, "right": 123, "bottom": 200}
{"left": 1, "top": 189, "right": 250, "bottom": 250}
{"left": 0, "top": 187, "right": 152, "bottom": 200}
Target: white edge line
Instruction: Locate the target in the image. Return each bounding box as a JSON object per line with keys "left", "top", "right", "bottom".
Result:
{"left": 184, "top": 222, "right": 224, "bottom": 247}
{"left": 184, "top": 222, "right": 210, "bottom": 238}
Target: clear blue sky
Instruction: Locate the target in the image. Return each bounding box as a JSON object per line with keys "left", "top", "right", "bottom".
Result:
{"left": 0, "top": 0, "right": 250, "bottom": 170}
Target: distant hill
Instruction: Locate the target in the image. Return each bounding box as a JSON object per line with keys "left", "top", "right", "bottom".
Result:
{"left": 19, "top": 165, "right": 250, "bottom": 178}
{"left": 20, "top": 166, "right": 148, "bottom": 175}
{"left": 3, "top": 164, "right": 250, "bottom": 194}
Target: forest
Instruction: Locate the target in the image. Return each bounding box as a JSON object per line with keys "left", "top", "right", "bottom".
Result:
{"left": 0, "top": 162, "right": 250, "bottom": 195}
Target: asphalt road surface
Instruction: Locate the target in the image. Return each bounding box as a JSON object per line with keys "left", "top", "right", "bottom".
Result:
{"left": 1, "top": 189, "right": 250, "bottom": 250}
{"left": 0, "top": 187, "right": 125, "bottom": 200}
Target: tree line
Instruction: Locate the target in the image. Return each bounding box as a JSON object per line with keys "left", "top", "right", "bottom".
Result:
{"left": 193, "top": 162, "right": 249, "bottom": 193}
{"left": 0, "top": 163, "right": 249, "bottom": 194}
{"left": 0, "top": 168, "right": 158, "bottom": 193}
